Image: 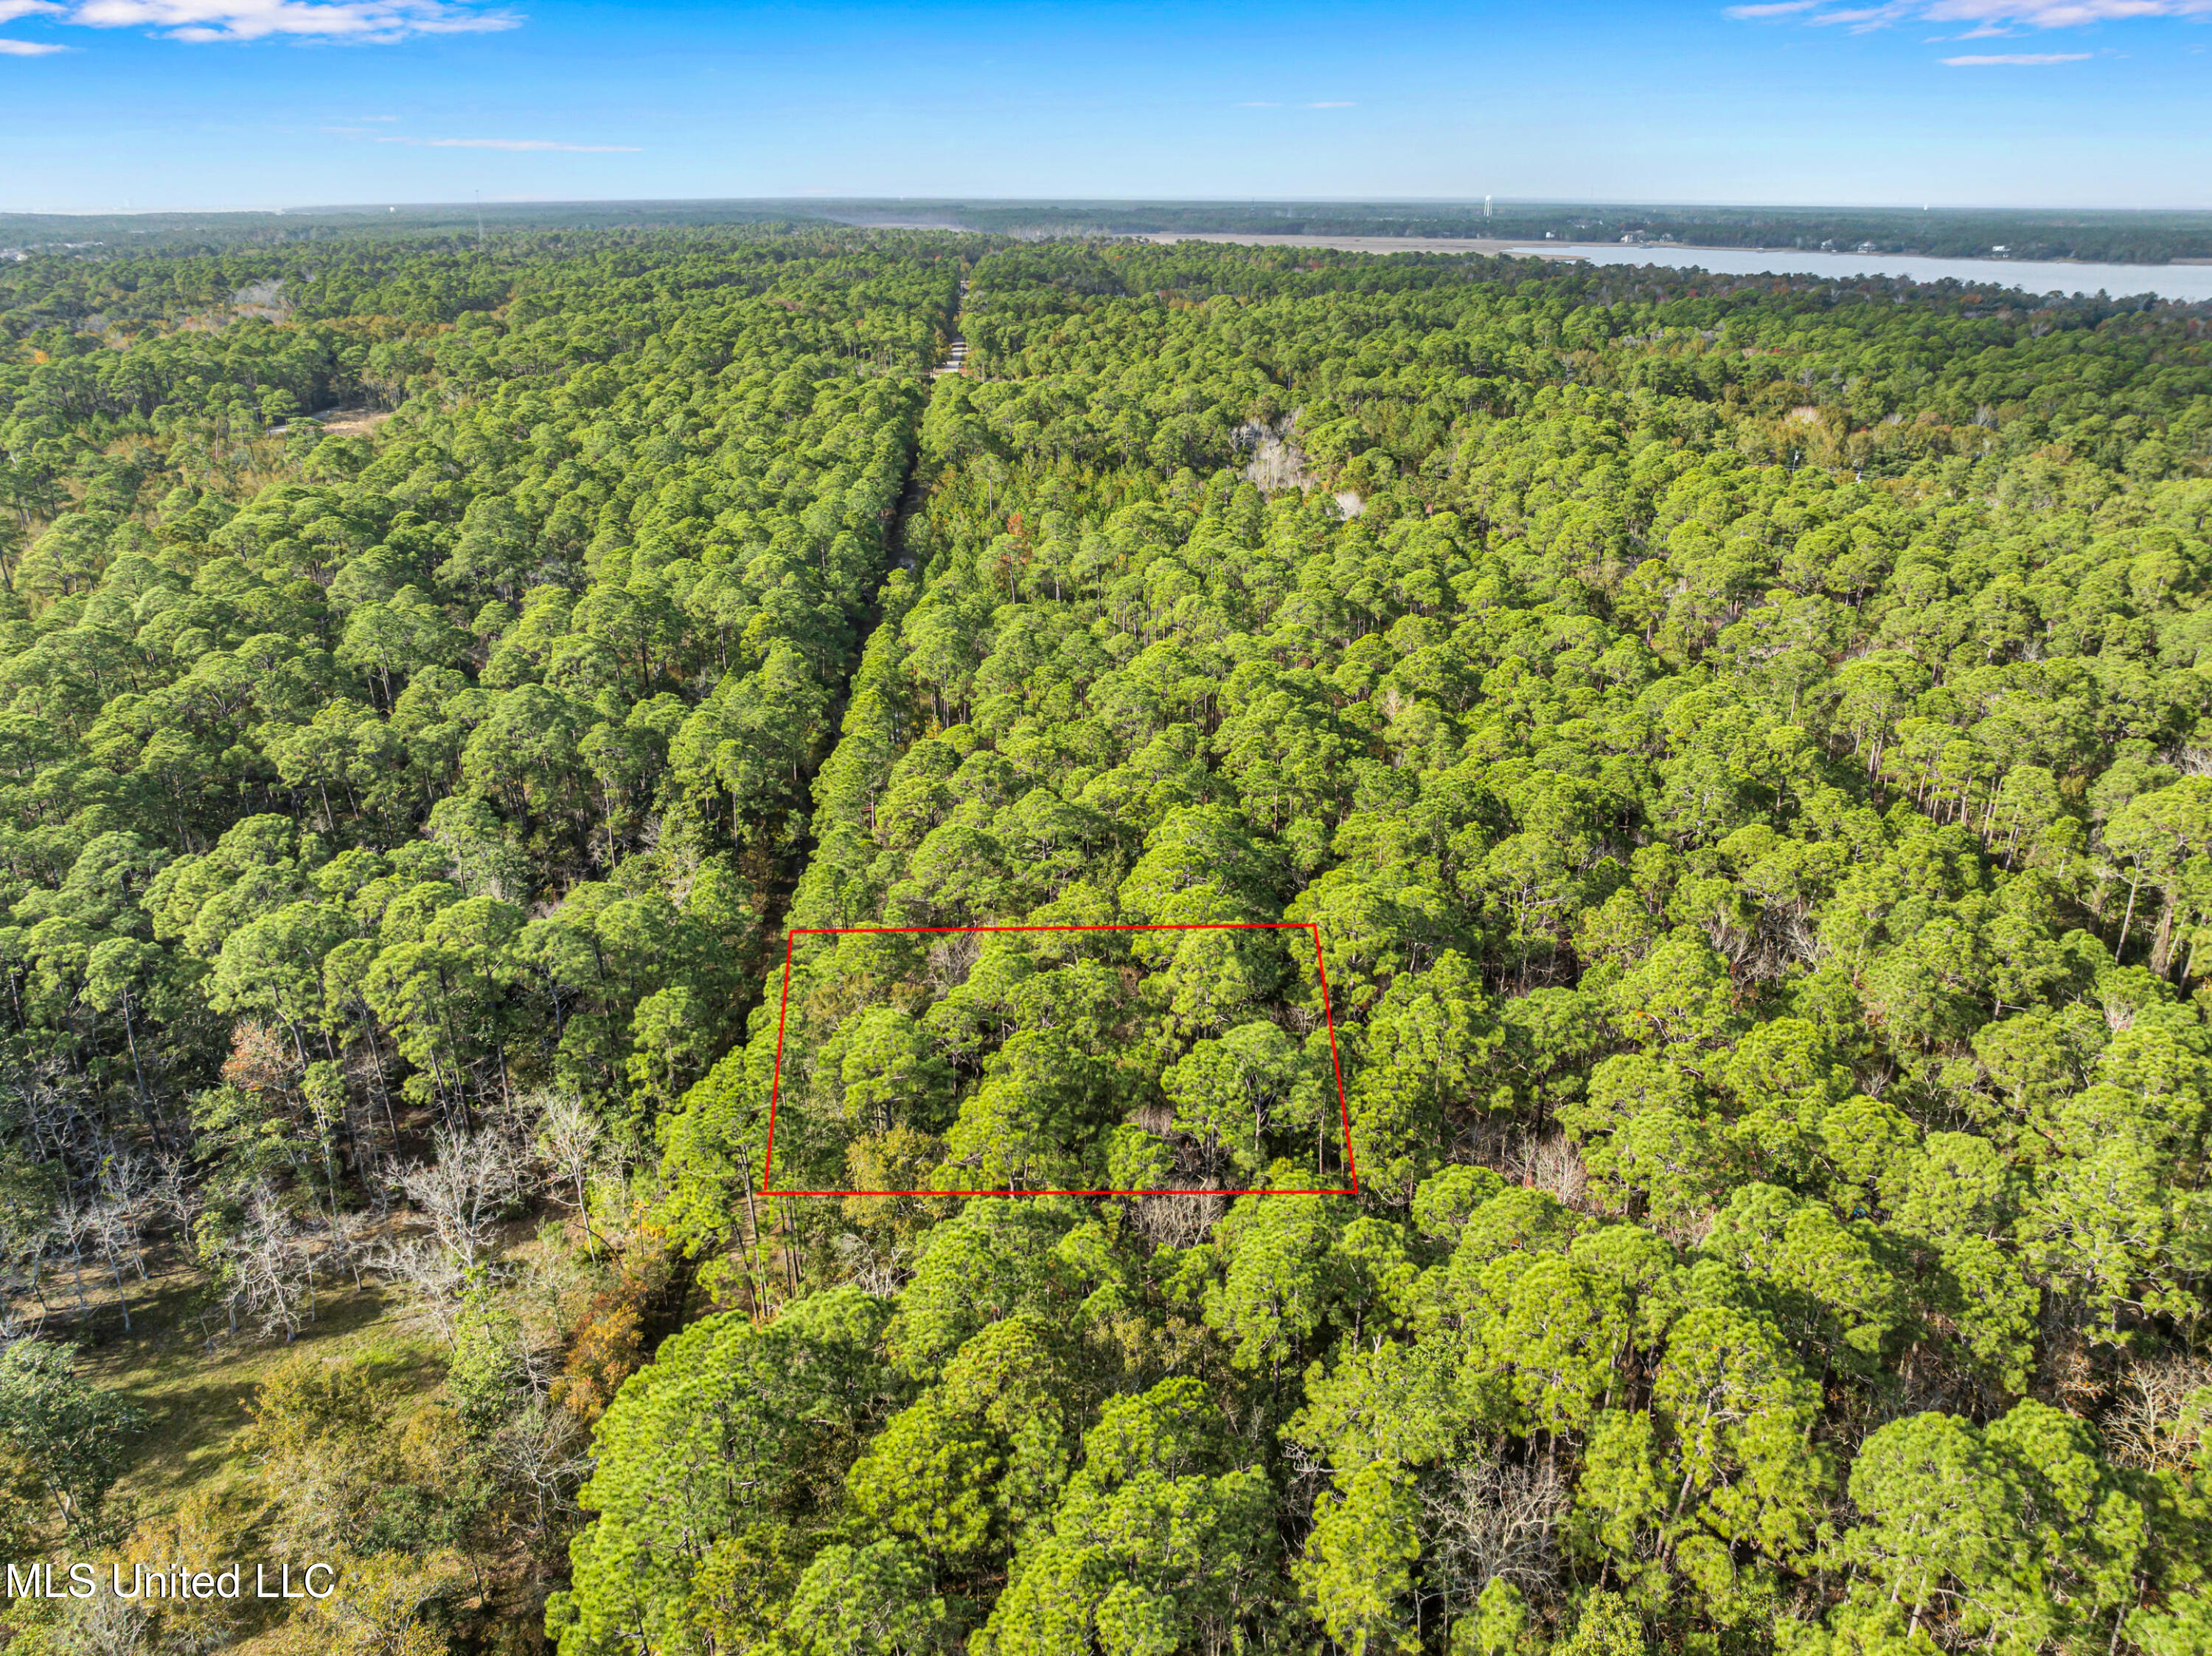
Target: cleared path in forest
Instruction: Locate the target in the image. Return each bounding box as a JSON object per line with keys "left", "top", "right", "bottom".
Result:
{"left": 931, "top": 279, "right": 970, "bottom": 377}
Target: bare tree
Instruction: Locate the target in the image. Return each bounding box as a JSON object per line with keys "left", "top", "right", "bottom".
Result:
{"left": 2107, "top": 1352, "right": 2212, "bottom": 1470}
{"left": 371, "top": 1234, "right": 470, "bottom": 1349}
{"left": 490, "top": 1398, "right": 591, "bottom": 1555}
{"left": 394, "top": 1126, "right": 530, "bottom": 1271}
{"left": 832, "top": 1231, "right": 908, "bottom": 1297}
{"left": 10, "top": 1060, "right": 99, "bottom": 1172}
{"left": 1131, "top": 1190, "right": 1227, "bottom": 1250}
{"left": 926, "top": 929, "right": 983, "bottom": 993}
{"left": 0, "top": 1211, "right": 55, "bottom": 1329}
{"left": 84, "top": 1200, "right": 143, "bottom": 1332}
{"left": 147, "top": 1153, "right": 201, "bottom": 1235}
{"left": 78, "top": 1148, "right": 154, "bottom": 1326}
{"left": 49, "top": 1198, "right": 97, "bottom": 1326}
{"left": 227, "top": 1182, "right": 310, "bottom": 1343}
{"left": 1506, "top": 1133, "right": 1592, "bottom": 1214}
{"left": 324, "top": 1188, "right": 392, "bottom": 1292}
{"left": 532, "top": 1093, "right": 604, "bottom": 1258}
{"left": 95, "top": 1150, "right": 153, "bottom": 1273}
{"left": 55, "top": 1587, "right": 150, "bottom": 1656}
{"left": 0, "top": 1312, "right": 41, "bottom": 1350}
{"left": 1419, "top": 1450, "right": 1569, "bottom": 1619}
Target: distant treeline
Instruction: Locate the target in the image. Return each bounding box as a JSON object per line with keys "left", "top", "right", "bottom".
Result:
{"left": 855, "top": 201, "right": 2212, "bottom": 266}
{"left": 11, "top": 199, "right": 2212, "bottom": 265}
{"left": 0, "top": 202, "right": 804, "bottom": 257}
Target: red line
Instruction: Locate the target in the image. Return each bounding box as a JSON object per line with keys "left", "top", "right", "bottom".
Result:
{"left": 793, "top": 922, "right": 1311, "bottom": 936}
{"left": 762, "top": 929, "right": 797, "bottom": 1192}
{"left": 762, "top": 920, "right": 1357, "bottom": 1198}
{"left": 765, "top": 1188, "right": 1359, "bottom": 1197}
{"left": 1310, "top": 920, "right": 1359, "bottom": 1194}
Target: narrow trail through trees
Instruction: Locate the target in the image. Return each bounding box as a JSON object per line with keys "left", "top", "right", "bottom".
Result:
{"left": 931, "top": 277, "right": 970, "bottom": 380}
{"left": 731, "top": 271, "right": 969, "bottom": 1312}
{"left": 897, "top": 276, "right": 969, "bottom": 570}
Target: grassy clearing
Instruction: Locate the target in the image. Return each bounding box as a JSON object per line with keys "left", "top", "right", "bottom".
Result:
{"left": 34, "top": 1256, "right": 442, "bottom": 1530}
{"left": 8, "top": 1213, "right": 615, "bottom": 1653}
{"left": 1, "top": 1262, "right": 450, "bottom": 1654}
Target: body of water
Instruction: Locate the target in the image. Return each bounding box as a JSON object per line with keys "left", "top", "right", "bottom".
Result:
{"left": 1512, "top": 243, "right": 2212, "bottom": 305}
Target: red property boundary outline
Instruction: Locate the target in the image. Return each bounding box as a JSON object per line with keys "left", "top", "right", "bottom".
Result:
{"left": 762, "top": 922, "right": 1359, "bottom": 1197}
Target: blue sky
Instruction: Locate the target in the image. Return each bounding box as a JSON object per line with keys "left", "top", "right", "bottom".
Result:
{"left": 1, "top": 0, "right": 2207, "bottom": 213}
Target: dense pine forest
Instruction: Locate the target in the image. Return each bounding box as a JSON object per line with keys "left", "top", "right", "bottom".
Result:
{"left": 1, "top": 224, "right": 2211, "bottom": 1656}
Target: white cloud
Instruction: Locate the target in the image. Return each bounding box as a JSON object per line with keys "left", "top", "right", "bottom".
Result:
{"left": 0, "top": 0, "right": 62, "bottom": 39}
{"left": 1926, "top": 0, "right": 2211, "bottom": 20}
{"left": 39, "top": 0, "right": 517, "bottom": 44}
{"left": 1806, "top": 4, "right": 1915, "bottom": 28}
{"left": 1942, "top": 46, "right": 2094, "bottom": 55}
{"left": 424, "top": 136, "right": 637, "bottom": 150}
{"left": 375, "top": 133, "right": 640, "bottom": 150}
{"left": 1733, "top": 0, "right": 2212, "bottom": 29}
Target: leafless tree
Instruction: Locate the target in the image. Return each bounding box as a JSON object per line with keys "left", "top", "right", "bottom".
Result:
{"left": 1506, "top": 1133, "right": 1592, "bottom": 1213}
{"left": 0, "top": 1219, "right": 53, "bottom": 1328}
{"left": 2107, "top": 1352, "right": 2212, "bottom": 1470}
{"left": 0, "top": 1312, "right": 42, "bottom": 1349}
{"left": 515, "top": 1318, "right": 567, "bottom": 1401}
{"left": 95, "top": 1149, "right": 153, "bottom": 1261}
{"left": 49, "top": 1198, "right": 97, "bottom": 1326}
{"left": 1419, "top": 1450, "right": 1569, "bottom": 1618}
{"left": 394, "top": 1125, "right": 531, "bottom": 1271}
{"left": 324, "top": 1186, "right": 394, "bottom": 1292}
{"left": 55, "top": 1588, "right": 150, "bottom": 1656}
{"left": 532, "top": 1092, "right": 604, "bottom": 1258}
{"left": 147, "top": 1152, "right": 200, "bottom": 1234}
{"left": 77, "top": 1147, "right": 154, "bottom": 1321}
{"left": 371, "top": 1234, "right": 470, "bottom": 1349}
{"left": 490, "top": 1398, "right": 591, "bottom": 1554}
{"left": 926, "top": 929, "right": 983, "bottom": 993}
{"left": 1131, "top": 1190, "right": 1227, "bottom": 1250}
{"left": 223, "top": 1181, "right": 310, "bottom": 1343}
{"left": 84, "top": 1200, "right": 144, "bottom": 1332}
{"left": 832, "top": 1231, "right": 908, "bottom": 1297}
{"left": 10, "top": 1060, "right": 97, "bottom": 1172}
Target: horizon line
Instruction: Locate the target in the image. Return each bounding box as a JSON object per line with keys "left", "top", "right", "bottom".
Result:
{"left": 9, "top": 194, "right": 2212, "bottom": 220}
